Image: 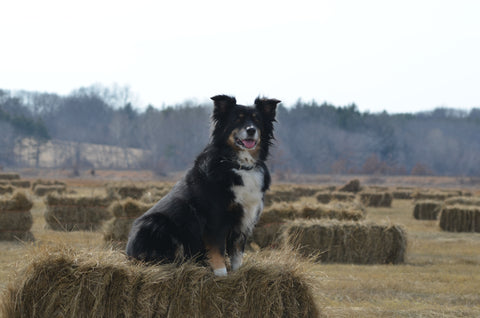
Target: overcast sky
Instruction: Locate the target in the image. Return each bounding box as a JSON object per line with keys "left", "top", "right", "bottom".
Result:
{"left": 1, "top": 0, "right": 479, "bottom": 113}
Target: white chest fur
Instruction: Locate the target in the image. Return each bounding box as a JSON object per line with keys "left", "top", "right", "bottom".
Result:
{"left": 231, "top": 167, "right": 264, "bottom": 234}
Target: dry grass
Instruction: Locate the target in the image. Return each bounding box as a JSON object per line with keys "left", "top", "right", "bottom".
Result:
{"left": 1, "top": 179, "right": 480, "bottom": 317}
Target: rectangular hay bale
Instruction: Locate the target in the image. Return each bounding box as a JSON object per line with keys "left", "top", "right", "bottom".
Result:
{"left": 282, "top": 219, "right": 406, "bottom": 264}
{"left": 252, "top": 201, "right": 365, "bottom": 249}
{"left": 359, "top": 191, "right": 393, "bottom": 207}
{"left": 0, "top": 173, "right": 20, "bottom": 180}
{"left": 10, "top": 180, "right": 31, "bottom": 188}
{"left": 34, "top": 184, "right": 66, "bottom": 196}
{"left": 439, "top": 205, "right": 480, "bottom": 232}
{"left": 413, "top": 200, "right": 443, "bottom": 220}
{"left": 104, "top": 199, "right": 153, "bottom": 247}
{"left": 444, "top": 196, "right": 480, "bottom": 207}
{"left": 0, "top": 192, "right": 34, "bottom": 241}
{"left": 0, "top": 247, "right": 321, "bottom": 318}
{"left": 44, "top": 194, "right": 112, "bottom": 231}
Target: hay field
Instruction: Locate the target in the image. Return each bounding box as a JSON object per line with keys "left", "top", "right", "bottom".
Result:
{"left": 1, "top": 180, "right": 480, "bottom": 317}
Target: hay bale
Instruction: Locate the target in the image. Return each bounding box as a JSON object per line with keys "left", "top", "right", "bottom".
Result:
{"left": 315, "top": 191, "right": 356, "bottom": 204}
{"left": 10, "top": 180, "right": 31, "bottom": 188}
{"left": 332, "top": 191, "right": 356, "bottom": 202}
{"left": 107, "top": 184, "right": 147, "bottom": 200}
{"left": 315, "top": 191, "right": 331, "bottom": 204}
{"left": 282, "top": 219, "right": 406, "bottom": 264}
{"left": 0, "top": 191, "right": 34, "bottom": 241}
{"left": 140, "top": 188, "right": 169, "bottom": 204}
{"left": 439, "top": 205, "right": 480, "bottom": 232}
{"left": 44, "top": 194, "right": 112, "bottom": 231}
{"left": 264, "top": 185, "right": 321, "bottom": 206}
{"left": 251, "top": 203, "right": 299, "bottom": 248}
{"left": 338, "top": 179, "right": 361, "bottom": 193}
{"left": 412, "top": 190, "right": 460, "bottom": 201}
{"left": 413, "top": 200, "right": 443, "bottom": 220}
{"left": 301, "top": 201, "right": 365, "bottom": 221}
{"left": 0, "top": 172, "right": 20, "bottom": 180}
{"left": 444, "top": 196, "right": 480, "bottom": 207}
{"left": 31, "top": 179, "right": 66, "bottom": 190}
{"left": 1, "top": 246, "right": 321, "bottom": 318}
{"left": 0, "top": 185, "right": 14, "bottom": 195}
{"left": 392, "top": 190, "right": 414, "bottom": 200}
{"left": 104, "top": 199, "right": 154, "bottom": 247}
{"left": 33, "top": 184, "right": 66, "bottom": 196}
{"left": 252, "top": 201, "right": 365, "bottom": 248}
{"left": 367, "top": 186, "right": 389, "bottom": 192}
{"left": 360, "top": 191, "right": 393, "bottom": 207}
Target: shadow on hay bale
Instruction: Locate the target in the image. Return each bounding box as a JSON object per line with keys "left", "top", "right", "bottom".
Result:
{"left": 104, "top": 199, "right": 154, "bottom": 248}
{"left": 0, "top": 247, "right": 321, "bottom": 318}
{"left": 439, "top": 205, "right": 480, "bottom": 232}
{"left": 413, "top": 200, "right": 443, "bottom": 220}
{"left": 0, "top": 191, "right": 34, "bottom": 241}
{"left": 44, "top": 194, "right": 112, "bottom": 231}
{"left": 282, "top": 219, "right": 407, "bottom": 264}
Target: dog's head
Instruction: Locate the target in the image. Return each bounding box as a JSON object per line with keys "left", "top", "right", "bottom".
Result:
{"left": 210, "top": 95, "right": 280, "bottom": 161}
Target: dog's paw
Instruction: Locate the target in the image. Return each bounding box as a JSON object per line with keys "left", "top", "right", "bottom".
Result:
{"left": 213, "top": 267, "right": 228, "bottom": 276}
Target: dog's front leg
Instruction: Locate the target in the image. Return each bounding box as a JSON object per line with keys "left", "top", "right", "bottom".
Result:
{"left": 227, "top": 231, "right": 247, "bottom": 272}
{"left": 205, "top": 244, "right": 227, "bottom": 276}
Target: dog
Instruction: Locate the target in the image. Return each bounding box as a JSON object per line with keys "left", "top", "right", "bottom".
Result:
{"left": 126, "top": 95, "right": 280, "bottom": 276}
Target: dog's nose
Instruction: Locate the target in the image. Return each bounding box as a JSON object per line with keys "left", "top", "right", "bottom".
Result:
{"left": 246, "top": 127, "right": 256, "bottom": 136}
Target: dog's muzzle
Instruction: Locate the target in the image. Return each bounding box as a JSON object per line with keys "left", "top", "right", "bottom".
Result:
{"left": 235, "top": 126, "right": 258, "bottom": 149}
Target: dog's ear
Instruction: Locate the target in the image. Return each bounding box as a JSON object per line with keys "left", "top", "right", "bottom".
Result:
{"left": 211, "top": 95, "right": 236, "bottom": 116}
{"left": 255, "top": 97, "right": 281, "bottom": 120}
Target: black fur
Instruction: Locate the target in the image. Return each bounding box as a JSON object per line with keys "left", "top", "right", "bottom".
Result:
{"left": 126, "top": 95, "right": 280, "bottom": 272}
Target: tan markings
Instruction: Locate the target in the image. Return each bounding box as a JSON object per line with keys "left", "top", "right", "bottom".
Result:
{"left": 227, "top": 128, "right": 241, "bottom": 150}
{"left": 205, "top": 244, "right": 226, "bottom": 270}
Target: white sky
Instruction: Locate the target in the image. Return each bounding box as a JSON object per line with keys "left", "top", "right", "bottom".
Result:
{"left": 1, "top": 0, "right": 479, "bottom": 113}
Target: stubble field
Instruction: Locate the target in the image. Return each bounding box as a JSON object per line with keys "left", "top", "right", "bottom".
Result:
{"left": 0, "top": 175, "right": 479, "bottom": 317}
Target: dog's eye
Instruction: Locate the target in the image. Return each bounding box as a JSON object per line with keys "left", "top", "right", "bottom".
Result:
{"left": 252, "top": 113, "right": 260, "bottom": 124}
{"left": 235, "top": 113, "right": 244, "bottom": 122}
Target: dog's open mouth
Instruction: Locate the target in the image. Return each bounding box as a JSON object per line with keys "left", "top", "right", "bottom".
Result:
{"left": 236, "top": 138, "right": 257, "bottom": 149}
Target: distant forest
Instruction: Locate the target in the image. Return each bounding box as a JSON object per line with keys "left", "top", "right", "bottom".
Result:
{"left": 1, "top": 85, "right": 480, "bottom": 177}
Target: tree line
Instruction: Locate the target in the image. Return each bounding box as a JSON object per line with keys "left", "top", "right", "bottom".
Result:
{"left": 1, "top": 85, "right": 480, "bottom": 176}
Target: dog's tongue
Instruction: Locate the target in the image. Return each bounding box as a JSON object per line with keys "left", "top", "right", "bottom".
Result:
{"left": 242, "top": 139, "right": 256, "bottom": 149}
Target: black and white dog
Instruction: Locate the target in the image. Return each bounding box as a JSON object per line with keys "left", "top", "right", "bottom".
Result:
{"left": 126, "top": 95, "right": 280, "bottom": 276}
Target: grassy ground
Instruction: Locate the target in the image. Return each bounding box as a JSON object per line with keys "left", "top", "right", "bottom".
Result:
{"left": 314, "top": 200, "right": 480, "bottom": 317}
{"left": 1, "top": 183, "right": 480, "bottom": 317}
